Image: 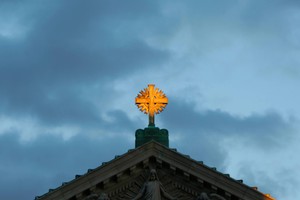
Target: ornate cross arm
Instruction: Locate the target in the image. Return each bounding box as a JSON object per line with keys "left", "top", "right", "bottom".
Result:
{"left": 135, "top": 84, "right": 168, "bottom": 127}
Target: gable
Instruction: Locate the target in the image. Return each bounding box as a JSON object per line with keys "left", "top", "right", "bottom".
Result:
{"left": 36, "top": 141, "right": 274, "bottom": 200}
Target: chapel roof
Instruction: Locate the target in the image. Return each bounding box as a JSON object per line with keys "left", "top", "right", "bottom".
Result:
{"left": 35, "top": 141, "right": 274, "bottom": 200}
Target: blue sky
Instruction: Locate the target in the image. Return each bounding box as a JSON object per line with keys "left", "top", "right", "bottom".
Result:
{"left": 1, "top": 0, "right": 300, "bottom": 199}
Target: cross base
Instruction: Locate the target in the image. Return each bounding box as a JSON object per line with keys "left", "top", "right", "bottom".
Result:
{"left": 135, "top": 127, "right": 169, "bottom": 148}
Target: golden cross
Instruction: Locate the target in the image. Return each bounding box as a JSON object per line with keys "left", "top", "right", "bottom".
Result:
{"left": 135, "top": 84, "right": 168, "bottom": 126}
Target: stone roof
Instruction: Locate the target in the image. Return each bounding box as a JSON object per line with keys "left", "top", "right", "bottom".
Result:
{"left": 35, "top": 141, "right": 275, "bottom": 200}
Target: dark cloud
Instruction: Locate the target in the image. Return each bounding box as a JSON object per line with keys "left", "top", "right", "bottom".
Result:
{"left": 0, "top": 0, "right": 171, "bottom": 126}
{"left": 236, "top": 163, "right": 286, "bottom": 198}
{"left": 164, "top": 99, "right": 294, "bottom": 141}
{"left": 0, "top": 132, "right": 133, "bottom": 200}
{"left": 162, "top": 99, "right": 296, "bottom": 169}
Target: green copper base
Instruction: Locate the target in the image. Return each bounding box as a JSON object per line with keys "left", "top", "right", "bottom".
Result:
{"left": 135, "top": 126, "right": 169, "bottom": 148}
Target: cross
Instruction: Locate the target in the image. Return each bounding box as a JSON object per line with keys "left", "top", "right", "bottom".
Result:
{"left": 135, "top": 84, "right": 168, "bottom": 127}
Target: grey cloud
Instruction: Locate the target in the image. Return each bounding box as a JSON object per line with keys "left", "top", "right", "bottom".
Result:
{"left": 0, "top": 0, "right": 172, "bottom": 126}
{"left": 161, "top": 99, "right": 295, "bottom": 169}
{"left": 104, "top": 110, "right": 140, "bottom": 132}
{"left": 0, "top": 132, "right": 133, "bottom": 200}
{"left": 233, "top": 160, "right": 299, "bottom": 200}
{"left": 163, "top": 99, "right": 294, "bottom": 141}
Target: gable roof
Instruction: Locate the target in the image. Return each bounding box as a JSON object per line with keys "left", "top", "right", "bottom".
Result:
{"left": 35, "top": 141, "right": 274, "bottom": 200}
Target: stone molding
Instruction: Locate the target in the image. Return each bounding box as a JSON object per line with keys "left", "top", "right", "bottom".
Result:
{"left": 36, "top": 141, "right": 274, "bottom": 200}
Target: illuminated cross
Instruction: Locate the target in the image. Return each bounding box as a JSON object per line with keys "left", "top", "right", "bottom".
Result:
{"left": 135, "top": 84, "right": 168, "bottom": 127}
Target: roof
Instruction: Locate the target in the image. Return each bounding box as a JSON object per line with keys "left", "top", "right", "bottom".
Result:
{"left": 35, "top": 141, "right": 275, "bottom": 200}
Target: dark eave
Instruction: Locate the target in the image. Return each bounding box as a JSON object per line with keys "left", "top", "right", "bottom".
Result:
{"left": 35, "top": 141, "right": 274, "bottom": 200}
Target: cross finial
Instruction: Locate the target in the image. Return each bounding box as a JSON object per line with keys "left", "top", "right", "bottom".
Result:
{"left": 135, "top": 84, "right": 168, "bottom": 127}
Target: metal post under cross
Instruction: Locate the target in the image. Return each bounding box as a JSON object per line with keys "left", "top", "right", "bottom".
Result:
{"left": 135, "top": 84, "right": 168, "bottom": 127}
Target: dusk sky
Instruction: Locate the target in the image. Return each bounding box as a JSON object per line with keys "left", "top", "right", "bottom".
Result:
{"left": 1, "top": 1, "right": 300, "bottom": 200}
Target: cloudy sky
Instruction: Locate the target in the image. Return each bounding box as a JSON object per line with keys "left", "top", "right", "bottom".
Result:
{"left": 1, "top": 0, "right": 300, "bottom": 199}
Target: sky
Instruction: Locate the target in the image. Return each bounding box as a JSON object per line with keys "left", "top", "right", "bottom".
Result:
{"left": 0, "top": 0, "right": 299, "bottom": 199}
